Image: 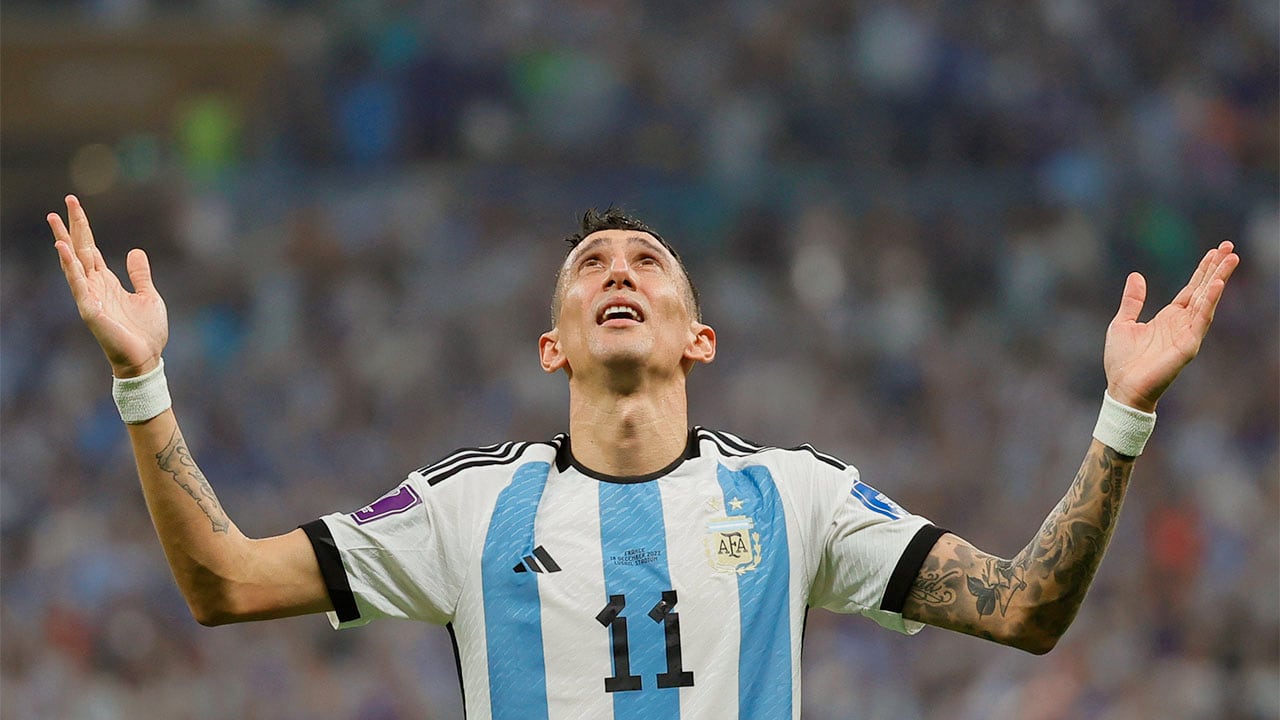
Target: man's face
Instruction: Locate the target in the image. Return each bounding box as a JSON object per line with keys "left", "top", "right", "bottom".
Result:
{"left": 540, "top": 229, "right": 714, "bottom": 381}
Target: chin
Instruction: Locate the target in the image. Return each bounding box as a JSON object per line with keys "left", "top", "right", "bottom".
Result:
{"left": 596, "top": 348, "right": 648, "bottom": 372}
{"left": 586, "top": 340, "right": 660, "bottom": 380}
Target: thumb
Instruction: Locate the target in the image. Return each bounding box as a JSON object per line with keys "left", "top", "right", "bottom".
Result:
{"left": 125, "top": 248, "right": 155, "bottom": 294}
{"left": 1113, "top": 272, "right": 1146, "bottom": 325}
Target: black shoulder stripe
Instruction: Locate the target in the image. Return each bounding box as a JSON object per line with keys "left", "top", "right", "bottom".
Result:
{"left": 696, "top": 431, "right": 728, "bottom": 456}
{"left": 419, "top": 441, "right": 564, "bottom": 487}
{"left": 697, "top": 430, "right": 750, "bottom": 459}
{"left": 425, "top": 452, "right": 521, "bottom": 486}
{"left": 791, "top": 444, "right": 847, "bottom": 471}
{"left": 412, "top": 440, "right": 517, "bottom": 479}
{"left": 414, "top": 441, "right": 514, "bottom": 476}
{"left": 698, "top": 429, "right": 761, "bottom": 457}
{"left": 710, "top": 429, "right": 766, "bottom": 454}
{"left": 698, "top": 428, "right": 849, "bottom": 470}
{"left": 421, "top": 442, "right": 527, "bottom": 486}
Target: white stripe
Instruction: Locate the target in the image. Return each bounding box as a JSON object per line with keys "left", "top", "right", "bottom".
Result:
{"left": 539, "top": 470, "right": 613, "bottom": 720}
{"left": 453, "top": 511, "right": 498, "bottom": 719}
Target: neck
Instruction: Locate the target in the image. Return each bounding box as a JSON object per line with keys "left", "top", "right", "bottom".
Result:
{"left": 566, "top": 373, "right": 691, "bottom": 477}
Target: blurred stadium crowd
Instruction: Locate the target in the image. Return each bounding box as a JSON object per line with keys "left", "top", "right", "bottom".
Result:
{"left": 2, "top": 1, "right": 1277, "bottom": 718}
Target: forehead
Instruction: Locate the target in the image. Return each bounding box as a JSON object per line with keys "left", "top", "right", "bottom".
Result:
{"left": 563, "top": 230, "right": 676, "bottom": 268}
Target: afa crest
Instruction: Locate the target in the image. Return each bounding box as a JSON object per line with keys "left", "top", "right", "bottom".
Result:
{"left": 704, "top": 515, "right": 762, "bottom": 574}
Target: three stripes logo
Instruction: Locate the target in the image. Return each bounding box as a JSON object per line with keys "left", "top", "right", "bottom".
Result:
{"left": 513, "top": 545, "right": 561, "bottom": 574}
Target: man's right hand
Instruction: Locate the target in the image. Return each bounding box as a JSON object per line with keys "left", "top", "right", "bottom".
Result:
{"left": 49, "top": 194, "right": 168, "bottom": 378}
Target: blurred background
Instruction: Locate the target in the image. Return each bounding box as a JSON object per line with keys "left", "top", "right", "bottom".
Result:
{"left": 1, "top": 1, "right": 1277, "bottom": 718}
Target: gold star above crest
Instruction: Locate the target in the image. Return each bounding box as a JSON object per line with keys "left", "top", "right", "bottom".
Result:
{"left": 729, "top": 497, "right": 745, "bottom": 511}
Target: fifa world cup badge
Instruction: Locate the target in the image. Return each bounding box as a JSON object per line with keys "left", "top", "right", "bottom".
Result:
{"left": 704, "top": 515, "right": 762, "bottom": 574}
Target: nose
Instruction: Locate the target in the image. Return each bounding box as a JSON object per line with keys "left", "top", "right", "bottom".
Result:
{"left": 604, "top": 255, "right": 636, "bottom": 290}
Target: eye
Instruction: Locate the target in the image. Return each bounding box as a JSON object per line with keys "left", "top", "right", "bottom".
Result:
{"left": 636, "top": 254, "right": 661, "bottom": 267}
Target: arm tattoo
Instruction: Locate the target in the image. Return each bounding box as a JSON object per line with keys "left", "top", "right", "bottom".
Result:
{"left": 155, "top": 428, "right": 230, "bottom": 534}
{"left": 905, "top": 444, "right": 1133, "bottom": 649}
{"left": 911, "top": 569, "right": 960, "bottom": 606}
{"left": 965, "top": 557, "right": 1027, "bottom": 618}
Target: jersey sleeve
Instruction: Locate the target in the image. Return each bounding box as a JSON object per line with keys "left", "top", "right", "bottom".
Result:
{"left": 301, "top": 471, "right": 471, "bottom": 629}
{"left": 806, "top": 460, "right": 947, "bottom": 635}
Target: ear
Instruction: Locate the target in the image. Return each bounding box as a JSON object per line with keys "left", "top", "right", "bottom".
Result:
{"left": 682, "top": 321, "right": 716, "bottom": 373}
{"left": 539, "top": 328, "right": 569, "bottom": 374}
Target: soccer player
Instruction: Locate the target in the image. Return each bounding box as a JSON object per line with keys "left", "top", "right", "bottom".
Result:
{"left": 50, "top": 195, "right": 1238, "bottom": 719}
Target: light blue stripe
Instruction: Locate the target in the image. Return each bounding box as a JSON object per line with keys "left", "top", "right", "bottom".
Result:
{"left": 716, "top": 464, "right": 792, "bottom": 720}
{"left": 598, "top": 481, "right": 679, "bottom": 719}
{"left": 481, "top": 461, "right": 552, "bottom": 720}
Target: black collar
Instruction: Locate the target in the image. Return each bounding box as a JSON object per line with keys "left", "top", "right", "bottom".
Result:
{"left": 555, "top": 427, "right": 700, "bottom": 484}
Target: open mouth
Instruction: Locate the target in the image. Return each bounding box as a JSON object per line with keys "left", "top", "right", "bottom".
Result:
{"left": 597, "top": 303, "right": 645, "bottom": 325}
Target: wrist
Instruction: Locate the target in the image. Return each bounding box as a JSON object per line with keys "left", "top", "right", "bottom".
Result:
{"left": 112, "top": 358, "right": 172, "bottom": 424}
{"left": 1105, "top": 383, "right": 1157, "bottom": 413}
{"left": 111, "top": 357, "right": 163, "bottom": 380}
{"left": 1092, "top": 390, "right": 1156, "bottom": 457}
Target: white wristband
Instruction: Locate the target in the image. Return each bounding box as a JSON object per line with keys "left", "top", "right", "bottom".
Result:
{"left": 1092, "top": 390, "right": 1156, "bottom": 457}
{"left": 112, "top": 359, "right": 172, "bottom": 424}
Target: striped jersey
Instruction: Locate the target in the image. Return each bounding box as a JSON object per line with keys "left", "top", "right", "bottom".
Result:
{"left": 301, "top": 427, "right": 945, "bottom": 720}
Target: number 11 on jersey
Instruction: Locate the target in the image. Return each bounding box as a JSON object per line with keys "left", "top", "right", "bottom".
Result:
{"left": 595, "top": 589, "right": 695, "bottom": 692}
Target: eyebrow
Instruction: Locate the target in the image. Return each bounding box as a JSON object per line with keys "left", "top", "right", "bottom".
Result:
{"left": 568, "top": 234, "right": 671, "bottom": 265}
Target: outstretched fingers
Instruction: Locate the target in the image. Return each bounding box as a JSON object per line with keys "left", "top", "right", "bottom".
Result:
{"left": 1171, "top": 245, "right": 1218, "bottom": 307}
{"left": 47, "top": 210, "right": 72, "bottom": 247}
{"left": 49, "top": 198, "right": 114, "bottom": 322}
{"left": 54, "top": 239, "right": 94, "bottom": 318}
{"left": 1206, "top": 241, "right": 1238, "bottom": 289}
{"left": 1188, "top": 243, "right": 1239, "bottom": 336}
{"left": 60, "top": 195, "right": 99, "bottom": 270}
{"left": 49, "top": 200, "right": 87, "bottom": 276}
{"left": 1180, "top": 241, "right": 1238, "bottom": 306}
{"left": 54, "top": 238, "right": 81, "bottom": 282}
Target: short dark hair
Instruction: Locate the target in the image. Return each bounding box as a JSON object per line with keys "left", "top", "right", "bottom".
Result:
{"left": 564, "top": 206, "right": 668, "bottom": 248}
{"left": 551, "top": 206, "right": 702, "bottom": 324}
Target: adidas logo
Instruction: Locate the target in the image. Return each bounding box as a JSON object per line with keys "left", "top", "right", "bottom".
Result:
{"left": 513, "top": 545, "right": 561, "bottom": 574}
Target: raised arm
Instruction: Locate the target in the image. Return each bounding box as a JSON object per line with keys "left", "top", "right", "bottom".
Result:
{"left": 902, "top": 241, "right": 1240, "bottom": 653}
{"left": 50, "top": 195, "right": 330, "bottom": 625}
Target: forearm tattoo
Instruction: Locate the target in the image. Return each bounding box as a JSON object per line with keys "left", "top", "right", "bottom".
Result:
{"left": 906, "top": 444, "right": 1133, "bottom": 646}
{"left": 156, "top": 428, "right": 230, "bottom": 534}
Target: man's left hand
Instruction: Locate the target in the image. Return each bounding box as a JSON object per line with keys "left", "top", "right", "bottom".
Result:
{"left": 1103, "top": 240, "right": 1240, "bottom": 412}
